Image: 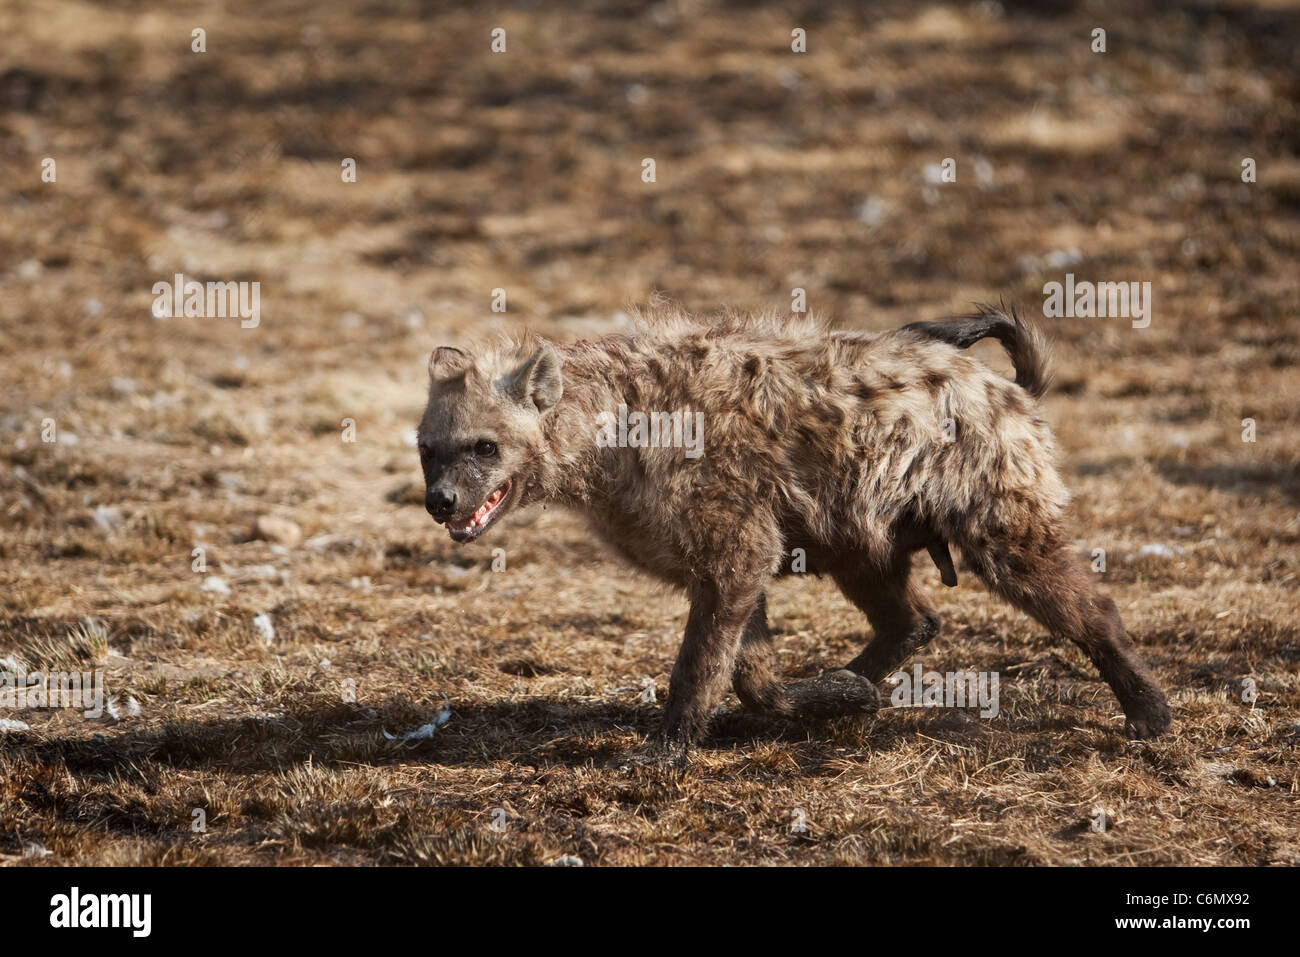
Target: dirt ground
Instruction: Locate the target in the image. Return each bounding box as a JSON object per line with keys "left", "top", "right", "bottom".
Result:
{"left": 1, "top": 0, "right": 1297, "bottom": 866}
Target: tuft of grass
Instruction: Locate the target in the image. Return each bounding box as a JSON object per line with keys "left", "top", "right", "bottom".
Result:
{"left": 4, "top": 618, "right": 111, "bottom": 670}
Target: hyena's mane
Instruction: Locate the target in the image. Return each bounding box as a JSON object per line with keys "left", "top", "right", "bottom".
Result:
{"left": 455, "top": 329, "right": 557, "bottom": 385}
{"left": 627, "top": 299, "right": 834, "bottom": 344}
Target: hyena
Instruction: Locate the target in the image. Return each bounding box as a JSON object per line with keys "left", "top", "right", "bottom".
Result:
{"left": 416, "top": 305, "right": 1171, "bottom": 766}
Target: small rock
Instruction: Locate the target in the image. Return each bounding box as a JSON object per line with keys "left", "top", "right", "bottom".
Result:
{"left": 93, "top": 506, "right": 124, "bottom": 531}
{"left": 381, "top": 694, "right": 451, "bottom": 741}
{"left": 1043, "top": 247, "right": 1084, "bottom": 270}
{"left": 104, "top": 696, "right": 141, "bottom": 721}
{"left": 201, "top": 576, "right": 232, "bottom": 597}
{"left": 1015, "top": 254, "right": 1042, "bottom": 275}
{"left": 252, "top": 613, "right": 275, "bottom": 643}
{"left": 1136, "top": 543, "right": 1184, "bottom": 559}
{"left": 253, "top": 515, "right": 302, "bottom": 546}
{"left": 854, "top": 196, "right": 889, "bottom": 227}
{"left": 304, "top": 533, "right": 362, "bottom": 554}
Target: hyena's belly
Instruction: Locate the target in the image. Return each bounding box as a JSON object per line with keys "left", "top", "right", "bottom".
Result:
{"left": 583, "top": 507, "right": 688, "bottom": 587}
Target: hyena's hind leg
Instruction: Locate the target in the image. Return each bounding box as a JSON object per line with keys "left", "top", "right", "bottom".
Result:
{"left": 830, "top": 555, "right": 941, "bottom": 683}
{"left": 961, "top": 525, "right": 1171, "bottom": 739}
{"left": 731, "top": 593, "right": 881, "bottom": 719}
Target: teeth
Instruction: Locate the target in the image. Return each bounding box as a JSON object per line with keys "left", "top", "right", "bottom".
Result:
{"left": 446, "top": 482, "right": 510, "bottom": 538}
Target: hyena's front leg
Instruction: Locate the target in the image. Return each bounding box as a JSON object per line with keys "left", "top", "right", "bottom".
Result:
{"left": 636, "top": 575, "right": 761, "bottom": 767}
{"left": 618, "top": 502, "right": 784, "bottom": 767}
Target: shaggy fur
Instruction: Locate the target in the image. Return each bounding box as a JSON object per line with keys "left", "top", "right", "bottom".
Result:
{"left": 416, "top": 305, "right": 1172, "bottom": 766}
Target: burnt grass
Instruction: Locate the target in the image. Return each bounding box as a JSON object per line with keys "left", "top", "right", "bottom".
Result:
{"left": 1, "top": 0, "right": 1298, "bottom": 865}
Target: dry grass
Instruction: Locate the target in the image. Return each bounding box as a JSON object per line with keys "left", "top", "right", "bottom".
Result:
{"left": 1, "top": 0, "right": 1298, "bottom": 866}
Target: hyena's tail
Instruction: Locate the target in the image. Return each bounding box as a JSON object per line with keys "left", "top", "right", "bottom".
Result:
{"left": 901, "top": 303, "right": 1052, "bottom": 399}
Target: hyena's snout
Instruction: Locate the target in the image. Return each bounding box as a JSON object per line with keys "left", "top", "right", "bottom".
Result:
{"left": 424, "top": 472, "right": 516, "bottom": 543}
{"left": 424, "top": 486, "right": 457, "bottom": 521}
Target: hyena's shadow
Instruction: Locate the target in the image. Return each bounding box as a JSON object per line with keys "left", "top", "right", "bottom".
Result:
{"left": 2, "top": 689, "right": 1098, "bottom": 777}
{"left": 417, "top": 697, "right": 883, "bottom": 768}
{"left": 1, "top": 697, "right": 673, "bottom": 775}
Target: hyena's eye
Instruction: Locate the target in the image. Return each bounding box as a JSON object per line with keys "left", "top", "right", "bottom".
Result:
{"left": 475, "top": 440, "right": 498, "bottom": 457}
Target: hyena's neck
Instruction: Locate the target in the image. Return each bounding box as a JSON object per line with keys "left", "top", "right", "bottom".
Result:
{"left": 535, "top": 339, "right": 635, "bottom": 508}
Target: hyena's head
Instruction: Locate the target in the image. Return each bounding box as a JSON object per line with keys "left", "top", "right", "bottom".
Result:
{"left": 417, "top": 341, "right": 562, "bottom": 543}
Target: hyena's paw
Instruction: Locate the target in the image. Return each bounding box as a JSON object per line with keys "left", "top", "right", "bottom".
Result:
{"left": 1123, "top": 699, "right": 1172, "bottom": 740}
{"left": 607, "top": 735, "right": 690, "bottom": 772}
{"left": 783, "top": 669, "right": 881, "bottom": 719}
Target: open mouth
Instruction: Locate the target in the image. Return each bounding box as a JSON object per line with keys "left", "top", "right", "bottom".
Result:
{"left": 443, "top": 479, "right": 513, "bottom": 542}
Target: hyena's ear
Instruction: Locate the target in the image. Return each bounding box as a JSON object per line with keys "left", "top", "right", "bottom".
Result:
{"left": 429, "top": 346, "right": 472, "bottom": 383}
{"left": 502, "top": 343, "right": 563, "bottom": 413}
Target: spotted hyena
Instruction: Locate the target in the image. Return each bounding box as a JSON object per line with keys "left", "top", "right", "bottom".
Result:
{"left": 416, "top": 305, "right": 1171, "bottom": 766}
